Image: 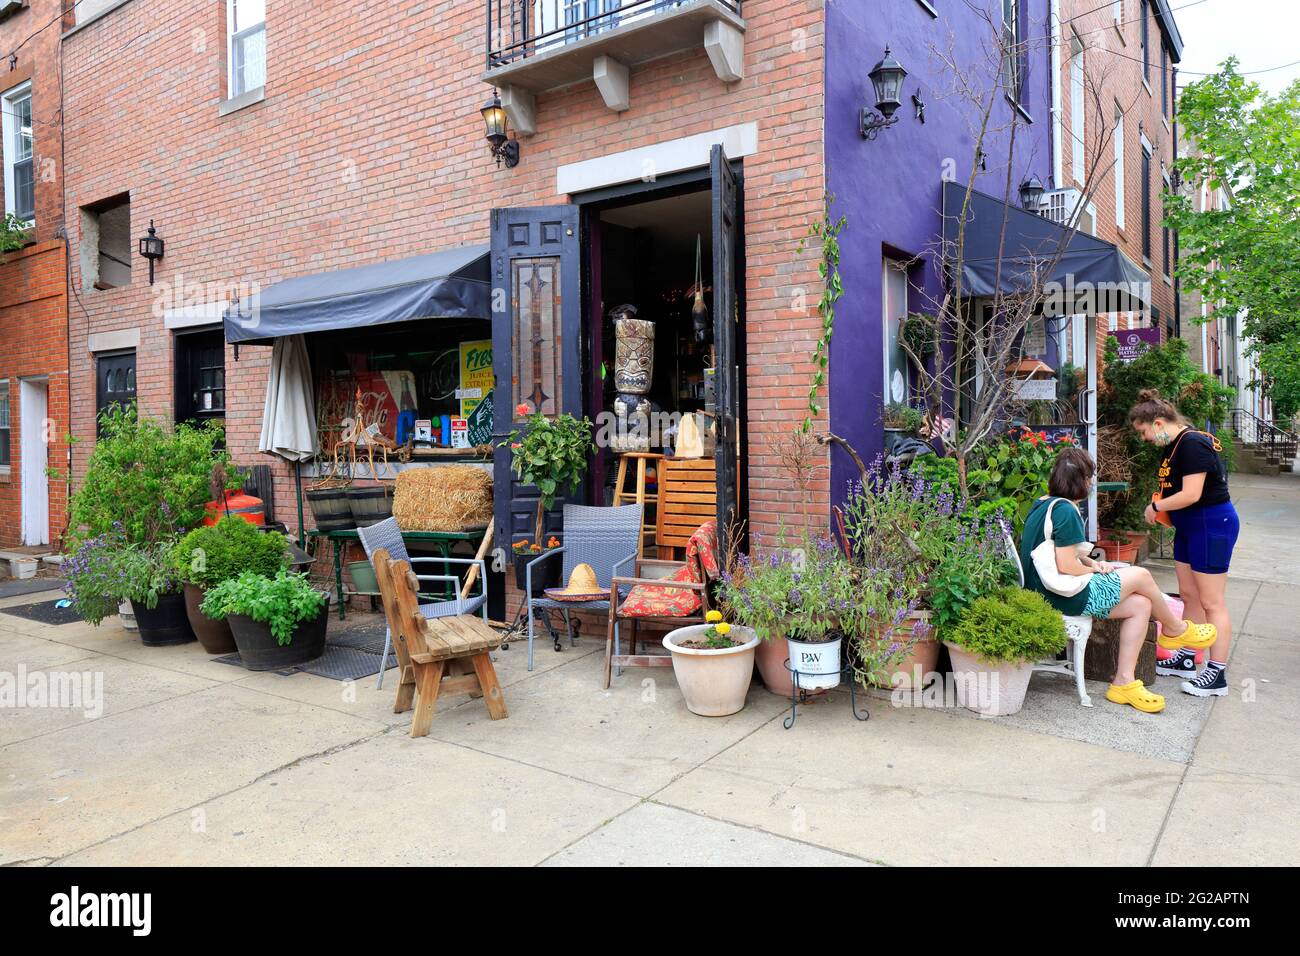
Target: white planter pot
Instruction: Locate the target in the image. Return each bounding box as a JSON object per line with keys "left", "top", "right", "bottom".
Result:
{"left": 119, "top": 600, "right": 138, "bottom": 631}
{"left": 786, "top": 636, "right": 842, "bottom": 690}
{"left": 663, "top": 624, "right": 759, "bottom": 717}
{"left": 943, "top": 641, "right": 1034, "bottom": 717}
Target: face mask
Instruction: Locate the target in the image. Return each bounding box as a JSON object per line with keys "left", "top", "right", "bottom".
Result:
{"left": 1153, "top": 429, "right": 1171, "bottom": 446}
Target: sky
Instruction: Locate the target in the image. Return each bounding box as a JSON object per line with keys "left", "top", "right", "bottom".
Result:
{"left": 1172, "top": 0, "right": 1300, "bottom": 96}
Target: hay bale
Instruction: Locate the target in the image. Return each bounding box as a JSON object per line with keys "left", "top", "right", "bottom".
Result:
{"left": 393, "top": 466, "right": 493, "bottom": 532}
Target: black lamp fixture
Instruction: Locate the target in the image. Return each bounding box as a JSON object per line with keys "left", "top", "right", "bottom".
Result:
{"left": 1018, "top": 175, "right": 1045, "bottom": 212}
{"left": 481, "top": 89, "right": 520, "bottom": 169}
{"left": 138, "top": 220, "right": 164, "bottom": 285}
{"left": 861, "top": 47, "right": 907, "bottom": 140}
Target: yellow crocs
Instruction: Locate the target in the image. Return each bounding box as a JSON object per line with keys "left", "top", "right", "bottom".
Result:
{"left": 1106, "top": 680, "right": 1166, "bottom": 713}
{"left": 1157, "top": 619, "right": 1218, "bottom": 651}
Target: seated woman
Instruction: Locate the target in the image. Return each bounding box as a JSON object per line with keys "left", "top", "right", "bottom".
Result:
{"left": 1018, "top": 447, "right": 1217, "bottom": 714}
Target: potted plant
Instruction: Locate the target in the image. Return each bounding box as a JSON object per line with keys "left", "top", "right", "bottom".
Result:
{"left": 944, "top": 586, "right": 1067, "bottom": 716}
{"left": 201, "top": 571, "right": 330, "bottom": 671}
{"left": 169, "top": 518, "right": 289, "bottom": 653}
{"left": 721, "top": 541, "right": 800, "bottom": 694}
{"left": 662, "top": 610, "right": 759, "bottom": 716}
{"left": 117, "top": 539, "right": 194, "bottom": 646}
{"left": 63, "top": 528, "right": 133, "bottom": 629}
{"left": 501, "top": 410, "right": 593, "bottom": 583}
{"left": 511, "top": 536, "right": 562, "bottom": 595}
{"left": 882, "top": 402, "right": 922, "bottom": 453}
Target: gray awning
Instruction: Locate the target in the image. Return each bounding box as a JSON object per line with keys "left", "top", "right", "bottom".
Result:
{"left": 942, "top": 182, "right": 1151, "bottom": 315}
{"left": 224, "top": 244, "right": 491, "bottom": 344}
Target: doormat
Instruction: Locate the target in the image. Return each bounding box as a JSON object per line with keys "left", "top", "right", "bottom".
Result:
{"left": 211, "top": 639, "right": 394, "bottom": 681}
{"left": 0, "top": 577, "right": 66, "bottom": 600}
{"left": 0, "top": 599, "right": 82, "bottom": 626}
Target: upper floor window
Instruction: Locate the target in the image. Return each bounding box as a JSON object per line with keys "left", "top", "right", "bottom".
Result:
{"left": 1139, "top": 0, "right": 1150, "bottom": 83}
{"left": 228, "top": 0, "right": 266, "bottom": 98}
{"left": 1070, "top": 34, "right": 1085, "bottom": 184}
{"left": 2, "top": 81, "right": 34, "bottom": 223}
{"left": 1160, "top": 44, "right": 1169, "bottom": 117}
{"left": 1002, "top": 0, "right": 1023, "bottom": 103}
{"left": 1112, "top": 1, "right": 1123, "bottom": 26}
{"left": 1113, "top": 103, "right": 1125, "bottom": 230}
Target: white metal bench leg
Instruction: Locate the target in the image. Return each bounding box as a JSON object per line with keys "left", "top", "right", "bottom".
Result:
{"left": 1065, "top": 615, "right": 1093, "bottom": 707}
{"left": 376, "top": 627, "right": 392, "bottom": 690}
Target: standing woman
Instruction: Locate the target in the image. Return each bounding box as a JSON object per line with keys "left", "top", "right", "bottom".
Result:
{"left": 1130, "top": 390, "right": 1240, "bottom": 697}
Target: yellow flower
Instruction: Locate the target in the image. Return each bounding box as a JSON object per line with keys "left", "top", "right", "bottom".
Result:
{"left": 715, "top": 622, "right": 731, "bottom": 635}
{"left": 705, "top": 610, "right": 723, "bottom": 623}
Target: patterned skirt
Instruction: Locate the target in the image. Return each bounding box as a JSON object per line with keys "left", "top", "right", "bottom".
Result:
{"left": 1081, "top": 570, "right": 1123, "bottom": 619}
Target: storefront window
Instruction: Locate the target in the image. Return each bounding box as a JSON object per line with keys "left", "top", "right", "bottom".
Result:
{"left": 882, "top": 259, "right": 910, "bottom": 405}
{"left": 512, "top": 258, "right": 561, "bottom": 419}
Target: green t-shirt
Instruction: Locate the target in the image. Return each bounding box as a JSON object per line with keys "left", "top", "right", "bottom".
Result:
{"left": 1019, "top": 497, "right": 1090, "bottom": 616}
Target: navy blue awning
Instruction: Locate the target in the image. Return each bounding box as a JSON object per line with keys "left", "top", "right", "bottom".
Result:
{"left": 942, "top": 181, "right": 1150, "bottom": 314}
{"left": 224, "top": 244, "right": 491, "bottom": 344}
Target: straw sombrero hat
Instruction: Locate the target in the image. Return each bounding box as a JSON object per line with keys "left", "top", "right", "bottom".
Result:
{"left": 544, "top": 563, "right": 606, "bottom": 602}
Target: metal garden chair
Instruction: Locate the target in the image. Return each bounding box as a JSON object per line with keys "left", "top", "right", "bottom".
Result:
{"left": 357, "top": 517, "right": 488, "bottom": 690}
{"left": 522, "top": 503, "right": 642, "bottom": 671}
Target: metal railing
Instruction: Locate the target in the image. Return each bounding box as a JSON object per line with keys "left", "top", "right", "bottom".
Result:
{"left": 1230, "top": 407, "right": 1298, "bottom": 463}
{"left": 486, "top": 0, "right": 743, "bottom": 70}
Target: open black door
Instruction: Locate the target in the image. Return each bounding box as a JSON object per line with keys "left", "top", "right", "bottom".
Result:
{"left": 490, "top": 205, "right": 584, "bottom": 561}
{"left": 711, "top": 144, "right": 741, "bottom": 560}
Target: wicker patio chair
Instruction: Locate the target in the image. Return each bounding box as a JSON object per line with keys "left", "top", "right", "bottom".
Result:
{"left": 358, "top": 517, "right": 488, "bottom": 690}
{"left": 521, "top": 503, "right": 642, "bottom": 671}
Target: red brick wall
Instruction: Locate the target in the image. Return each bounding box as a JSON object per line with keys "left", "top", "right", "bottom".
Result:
{"left": 1058, "top": 0, "right": 1178, "bottom": 367}
{"left": 0, "top": 239, "right": 70, "bottom": 548}
{"left": 61, "top": 0, "right": 828, "bottom": 554}
{"left": 0, "top": 0, "right": 69, "bottom": 242}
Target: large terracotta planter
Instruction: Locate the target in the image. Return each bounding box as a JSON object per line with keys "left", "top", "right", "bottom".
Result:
{"left": 861, "top": 612, "right": 938, "bottom": 689}
{"left": 944, "top": 641, "right": 1034, "bottom": 717}
{"left": 183, "top": 582, "right": 237, "bottom": 655}
{"left": 663, "top": 624, "right": 759, "bottom": 717}
{"left": 754, "top": 634, "right": 794, "bottom": 695}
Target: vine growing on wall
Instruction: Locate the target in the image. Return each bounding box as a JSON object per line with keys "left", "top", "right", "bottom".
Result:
{"left": 799, "top": 196, "right": 845, "bottom": 433}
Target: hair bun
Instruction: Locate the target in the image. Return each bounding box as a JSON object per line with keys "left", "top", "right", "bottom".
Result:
{"left": 1137, "top": 388, "right": 1163, "bottom": 402}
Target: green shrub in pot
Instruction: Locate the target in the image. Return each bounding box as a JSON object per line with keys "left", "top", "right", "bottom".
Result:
{"left": 946, "top": 587, "right": 1067, "bottom": 664}
{"left": 201, "top": 571, "right": 328, "bottom": 646}
{"left": 169, "top": 518, "right": 288, "bottom": 590}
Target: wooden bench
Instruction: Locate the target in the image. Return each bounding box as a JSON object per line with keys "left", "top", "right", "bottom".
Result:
{"left": 374, "top": 549, "right": 507, "bottom": 736}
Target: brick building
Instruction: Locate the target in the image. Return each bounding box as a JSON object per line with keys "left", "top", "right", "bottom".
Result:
{"left": 1051, "top": 0, "right": 1181, "bottom": 368}
{"left": 60, "top": 0, "right": 826, "bottom": 609}
{"left": 0, "top": 0, "right": 70, "bottom": 549}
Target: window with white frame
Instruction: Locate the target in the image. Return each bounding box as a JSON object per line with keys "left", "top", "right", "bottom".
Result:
{"left": 0, "top": 380, "right": 10, "bottom": 468}
{"left": 227, "top": 0, "right": 266, "bottom": 98}
{"left": 882, "top": 259, "right": 911, "bottom": 406}
{"left": 1070, "top": 34, "right": 1085, "bottom": 184}
{"left": 1002, "top": 0, "right": 1024, "bottom": 103}
{"left": 2, "top": 81, "right": 34, "bottom": 223}
{"left": 1113, "top": 103, "right": 1125, "bottom": 230}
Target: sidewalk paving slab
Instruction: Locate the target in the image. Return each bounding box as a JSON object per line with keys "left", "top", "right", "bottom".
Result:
{"left": 0, "top": 654, "right": 217, "bottom": 747}
{"left": 0, "top": 683, "right": 384, "bottom": 864}
{"left": 655, "top": 699, "right": 1185, "bottom": 866}
{"left": 0, "top": 630, "right": 103, "bottom": 672}
{"left": 543, "top": 802, "right": 873, "bottom": 867}
{"left": 425, "top": 648, "right": 788, "bottom": 797}
{"left": 1150, "top": 766, "right": 1300, "bottom": 867}
{"left": 55, "top": 732, "right": 639, "bottom": 867}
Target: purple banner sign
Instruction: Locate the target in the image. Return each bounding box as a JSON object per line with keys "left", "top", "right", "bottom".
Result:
{"left": 1109, "top": 328, "right": 1161, "bottom": 363}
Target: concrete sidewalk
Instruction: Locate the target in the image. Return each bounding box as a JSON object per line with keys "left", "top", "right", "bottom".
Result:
{"left": 2, "top": 472, "right": 1296, "bottom": 867}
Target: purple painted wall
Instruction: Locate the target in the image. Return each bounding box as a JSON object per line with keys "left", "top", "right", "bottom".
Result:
{"left": 825, "top": 0, "right": 1053, "bottom": 502}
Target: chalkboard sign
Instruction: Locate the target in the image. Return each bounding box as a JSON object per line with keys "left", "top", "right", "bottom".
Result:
{"left": 467, "top": 388, "right": 494, "bottom": 446}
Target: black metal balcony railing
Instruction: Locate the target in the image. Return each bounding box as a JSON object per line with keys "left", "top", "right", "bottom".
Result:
{"left": 486, "top": 0, "right": 743, "bottom": 71}
{"left": 1230, "top": 406, "right": 1298, "bottom": 463}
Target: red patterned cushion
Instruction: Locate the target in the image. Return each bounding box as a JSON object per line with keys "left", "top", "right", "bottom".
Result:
{"left": 621, "top": 563, "right": 701, "bottom": 617}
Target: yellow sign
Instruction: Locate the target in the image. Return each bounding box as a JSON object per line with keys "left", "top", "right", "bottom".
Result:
{"left": 459, "top": 340, "right": 494, "bottom": 418}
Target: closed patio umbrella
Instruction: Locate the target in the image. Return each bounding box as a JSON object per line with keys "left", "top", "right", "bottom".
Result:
{"left": 258, "top": 335, "right": 319, "bottom": 542}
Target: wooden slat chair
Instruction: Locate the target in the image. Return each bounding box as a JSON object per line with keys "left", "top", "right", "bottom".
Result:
{"left": 374, "top": 549, "right": 507, "bottom": 736}
{"left": 604, "top": 520, "right": 719, "bottom": 688}
{"left": 655, "top": 458, "right": 717, "bottom": 560}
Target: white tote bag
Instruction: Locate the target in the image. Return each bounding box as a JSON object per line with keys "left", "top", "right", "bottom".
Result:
{"left": 1030, "top": 498, "right": 1094, "bottom": 597}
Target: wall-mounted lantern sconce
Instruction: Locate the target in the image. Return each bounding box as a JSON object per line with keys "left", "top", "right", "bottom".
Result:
{"left": 1018, "top": 175, "right": 1045, "bottom": 212}
{"left": 861, "top": 47, "right": 907, "bottom": 140}
{"left": 138, "top": 220, "right": 165, "bottom": 285}
{"left": 481, "top": 89, "right": 520, "bottom": 169}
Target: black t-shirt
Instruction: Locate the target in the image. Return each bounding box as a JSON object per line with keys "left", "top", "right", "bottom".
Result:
{"left": 1158, "top": 430, "right": 1230, "bottom": 508}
